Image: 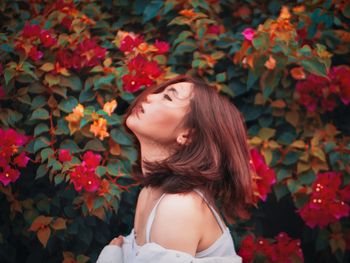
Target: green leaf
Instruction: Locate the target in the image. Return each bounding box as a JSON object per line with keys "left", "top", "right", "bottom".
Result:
{"left": 282, "top": 151, "right": 300, "bottom": 165}
{"left": 247, "top": 70, "right": 258, "bottom": 90}
{"left": 41, "top": 148, "right": 54, "bottom": 162}
{"left": 273, "top": 183, "right": 289, "bottom": 201}
{"left": 122, "top": 146, "right": 138, "bottom": 163}
{"left": 55, "top": 119, "right": 70, "bottom": 135}
{"left": 143, "top": 0, "right": 163, "bottom": 23}
{"left": 48, "top": 158, "right": 62, "bottom": 172}
{"left": 301, "top": 58, "right": 328, "bottom": 77}
{"left": 83, "top": 139, "right": 106, "bottom": 152}
{"left": 276, "top": 168, "right": 291, "bottom": 182}
{"left": 60, "top": 139, "right": 82, "bottom": 153}
{"left": 173, "top": 41, "right": 197, "bottom": 55}
{"left": 286, "top": 179, "right": 301, "bottom": 194}
{"left": 173, "top": 31, "right": 193, "bottom": 46}
{"left": 110, "top": 129, "right": 133, "bottom": 145}
{"left": 79, "top": 88, "right": 95, "bottom": 103}
{"left": 33, "top": 137, "right": 50, "bottom": 153}
{"left": 30, "top": 108, "right": 50, "bottom": 120}
{"left": 216, "top": 72, "right": 226, "bottom": 83}
{"left": 95, "top": 166, "right": 107, "bottom": 177}
{"left": 31, "top": 95, "right": 47, "bottom": 110}
{"left": 258, "top": 127, "right": 276, "bottom": 140}
{"left": 58, "top": 97, "right": 79, "bottom": 113}
{"left": 51, "top": 86, "right": 67, "bottom": 99}
{"left": 45, "top": 73, "right": 60, "bottom": 87}
{"left": 36, "top": 164, "right": 49, "bottom": 180}
{"left": 59, "top": 75, "right": 82, "bottom": 91}
{"left": 93, "top": 197, "right": 105, "bottom": 210}
{"left": 298, "top": 171, "right": 316, "bottom": 185}
{"left": 277, "top": 132, "right": 296, "bottom": 145}
{"left": 4, "top": 68, "right": 16, "bottom": 85}
{"left": 93, "top": 74, "right": 115, "bottom": 91}
{"left": 107, "top": 160, "right": 121, "bottom": 176}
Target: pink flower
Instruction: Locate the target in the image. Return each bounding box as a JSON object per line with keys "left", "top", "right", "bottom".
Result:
{"left": 82, "top": 151, "right": 101, "bottom": 168}
{"left": 58, "top": 149, "right": 72, "bottom": 162}
{"left": 154, "top": 40, "right": 170, "bottom": 54}
{"left": 0, "top": 165, "right": 20, "bottom": 186}
{"left": 242, "top": 28, "right": 255, "bottom": 41}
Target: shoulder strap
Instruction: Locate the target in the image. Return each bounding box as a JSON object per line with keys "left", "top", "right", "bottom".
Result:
{"left": 193, "top": 189, "right": 226, "bottom": 231}
{"left": 145, "top": 193, "right": 167, "bottom": 243}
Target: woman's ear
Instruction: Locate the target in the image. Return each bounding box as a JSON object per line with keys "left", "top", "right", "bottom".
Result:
{"left": 176, "top": 130, "right": 192, "bottom": 145}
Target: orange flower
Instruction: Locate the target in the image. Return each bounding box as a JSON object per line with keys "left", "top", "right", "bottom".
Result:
{"left": 65, "top": 104, "right": 84, "bottom": 135}
{"left": 103, "top": 99, "right": 117, "bottom": 116}
{"left": 89, "top": 117, "right": 109, "bottom": 140}
{"left": 279, "top": 6, "right": 291, "bottom": 20}
{"left": 179, "top": 9, "right": 197, "bottom": 18}
{"left": 290, "top": 67, "right": 306, "bottom": 80}
{"left": 264, "top": 55, "right": 276, "bottom": 70}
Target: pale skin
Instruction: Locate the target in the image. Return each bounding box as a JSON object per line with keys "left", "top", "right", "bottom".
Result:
{"left": 109, "top": 82, "right": 224, "bottom": 256}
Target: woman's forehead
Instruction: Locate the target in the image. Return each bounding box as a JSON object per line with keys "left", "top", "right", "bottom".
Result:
{"left": 165, "top": 81, "right": 193, "bottom": 99}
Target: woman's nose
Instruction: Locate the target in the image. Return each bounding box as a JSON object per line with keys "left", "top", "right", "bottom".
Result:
{"left": 145, "top": 93, "right": 157, "bottom": 103}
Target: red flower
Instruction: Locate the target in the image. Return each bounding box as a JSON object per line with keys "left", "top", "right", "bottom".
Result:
{"left": 122, "top": 74, "right": 142, "bottom": 93}
{"left": 250, "top": 148, "right": 276, "bottom": 202}
{"left": 0, "top": 165, "right": 20, "bottom": 186}
{"left": 119, "top": 35, "right": 144, "bottom": 52}
{"left": 238, "top": 233, "right": 303, "bottom": 263}
{"left": 238, "top": 235, "right": 256, "bottom": 263}
{"left": 82, "top": 151, "right": 101, "bottom": 168}
{"left": 298, "top": 171, "right": 350, "bottom": 228}
{"left": 0, "top": 85, "right": 5, "bottom": 99}
{"left": 128, "top": 54, "right": 162, "bottom": 78}
{"left": 296, "top": 65, "right": 350, "bottom": 112}
{"left": 84, "top": 172, "right": 101, "bottom": 192}
{"left": 58, "top": 149, "right": 72, "bottom": 162}
{"left": 40, "top": 30, "right": 57, "bottom": 48}
{"left": 28, "top": 46, "right": 44, "bottom": 61}
{"left": 206, "top": 25, "right": 221, "bottom": 35}
{"left": 154, "top": 39, "right": 170, "bottom": 54}
{"left": 22, "top": 22, "right": 41, "bottom": 38}
{"left": 13, "top": 152, "right": 30, "bottom": 168}
{"left": 61, "top": 16, "right": 73, "bottom": 30}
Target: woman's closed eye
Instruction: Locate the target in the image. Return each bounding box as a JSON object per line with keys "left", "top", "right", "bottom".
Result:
{"left": 163, "top": 94, "right": 173, "bottom": 101}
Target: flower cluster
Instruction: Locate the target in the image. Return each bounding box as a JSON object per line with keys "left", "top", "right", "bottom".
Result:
{"left": 117, "top": 32, "right": 169, "bottom": 93}
{"left": 238, "top": 232, "right": 304, "bottom": 263}
{"left": 0, "top": 128, "right": 31, "bottom": 186}
{"left": 250, "top": 148, "right": 277, "bottom": 203}
{"left": 296, "top": 65, "right": 350, "bottom": 112}
{"left": 56, "top": 38, "right": 107, "bottom": 71}
{"left": 65, "top": 101, "right": 116, "bottom": 141}
{"left": 15, "top": 22, "right": 57, "bottom": 61}
{"left": 69, "top": 151, "right": 102, "bottom": 192}
{"left": 298, "top": 171, "right": 350, "bottom": 228}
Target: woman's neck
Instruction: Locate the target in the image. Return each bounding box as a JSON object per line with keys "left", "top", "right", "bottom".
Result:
{"left": 139, "top": 140, "right": 171, "bottom": 174}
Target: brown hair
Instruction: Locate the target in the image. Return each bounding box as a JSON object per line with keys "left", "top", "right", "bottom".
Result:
{"left": 124, "top": 75, "right": 253, "bottom": 223}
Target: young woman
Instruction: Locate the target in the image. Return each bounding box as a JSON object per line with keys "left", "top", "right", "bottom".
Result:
{"left": 97, "top": 75, "right": 253, "bottom": 262}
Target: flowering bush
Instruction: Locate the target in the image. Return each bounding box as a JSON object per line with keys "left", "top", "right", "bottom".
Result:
{"left": 0, "top": 0, "right": 349, "bottom": 262}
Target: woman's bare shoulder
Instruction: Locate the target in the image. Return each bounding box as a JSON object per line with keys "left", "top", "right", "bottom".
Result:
{"left": 150, "top": 191, "right": 205, "bottom": 255}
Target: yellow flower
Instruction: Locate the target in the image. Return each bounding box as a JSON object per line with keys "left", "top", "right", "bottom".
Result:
{"left": 89, "top": 117, "right": 109, "bottom": 140}
{"left": 103, "top": 99, "right": 117, "bottom": 116}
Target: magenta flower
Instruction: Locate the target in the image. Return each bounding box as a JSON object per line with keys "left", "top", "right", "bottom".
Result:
{"left": 242, "top": 28, "right": 255, "bottom": 41}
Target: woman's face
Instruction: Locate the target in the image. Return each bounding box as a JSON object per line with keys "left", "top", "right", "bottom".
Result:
{"left": 126, "top": 81, "right": 193, "bottom": 145}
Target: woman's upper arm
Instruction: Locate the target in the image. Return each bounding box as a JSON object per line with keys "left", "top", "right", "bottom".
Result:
{"left": 150, "top": 193, "right": 203, "bottom": 256}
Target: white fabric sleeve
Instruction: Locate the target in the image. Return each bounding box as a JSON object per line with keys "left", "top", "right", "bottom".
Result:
{"left": 96, "top": 245, "right": 123, "bottom": 263}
